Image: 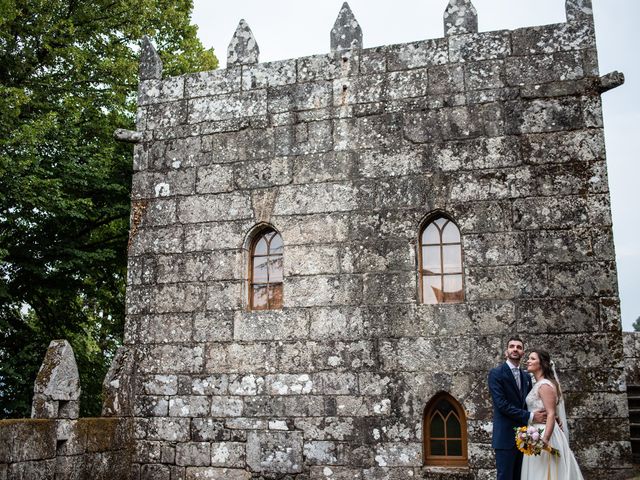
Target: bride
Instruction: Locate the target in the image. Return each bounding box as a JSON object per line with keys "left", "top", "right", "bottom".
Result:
{"left": 522, "top": 349, "right": 584, "bottom": 480}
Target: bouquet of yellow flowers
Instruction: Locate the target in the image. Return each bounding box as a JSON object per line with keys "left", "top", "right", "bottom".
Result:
{"left": 514, "top": 426, "right": 561, "bottom": 457}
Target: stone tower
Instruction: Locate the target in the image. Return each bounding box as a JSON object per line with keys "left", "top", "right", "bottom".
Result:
{"left": 121, "top": 1, "right": 630, "bottom": 478}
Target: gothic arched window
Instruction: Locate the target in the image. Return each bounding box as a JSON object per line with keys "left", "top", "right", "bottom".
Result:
{"left": 249, "top": 228, "right": 283, "bottom": 310}
{"left": 423, "top": 393, "right": 468, "bottom": 467}
{"left": 419, "top": 216, "right": 464, "bottom": 304}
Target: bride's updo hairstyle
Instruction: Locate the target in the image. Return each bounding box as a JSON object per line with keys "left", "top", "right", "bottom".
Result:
{"left": 530, "top": 349, "right": 562, "bottom": 401}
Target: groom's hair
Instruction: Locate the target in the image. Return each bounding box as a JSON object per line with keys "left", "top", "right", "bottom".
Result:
{"left": 506, "top": 335, "right": 524, "bottom": 347}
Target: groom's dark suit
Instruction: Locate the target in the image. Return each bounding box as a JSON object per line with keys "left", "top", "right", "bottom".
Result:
{"left": 488, "top": 362, "right": 533, "bottom": 480}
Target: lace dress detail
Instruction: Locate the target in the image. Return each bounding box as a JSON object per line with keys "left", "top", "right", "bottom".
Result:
{"left": 521, "top": 379, "right": 584, "bottom": 480}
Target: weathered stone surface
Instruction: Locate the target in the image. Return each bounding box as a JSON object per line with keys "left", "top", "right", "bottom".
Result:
{"left": 330, "top": 3, "right": 362, "bottom": 52}
{"left": 140, "top": 36, "right": 162, "bottom": 81}
{"left": 227, "top": 20, "right": 259, "bottom": 66}
{"left": 32, "top": 340, "right": 80, "bottom": 419}
{"left": 102, "top": 346, "right": 134, "bottom": 416}
{"left": 444, "top": 0, "right": 478, "bottom": 36}
{"left": 246, "top": 431, "right": 303, "bottom": 473}
{"left": 116, "top": 5, "right": 630, "bottom": 479}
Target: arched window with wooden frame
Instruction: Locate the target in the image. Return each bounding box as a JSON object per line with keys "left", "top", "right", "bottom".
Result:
{"left": 419, "top": 215, "right": 464, "bottom": 304}
{"left": 249, "top": 228, "right": 283, "bottom": 310}
{"left": 423, "top": 392, "right": 468, "bottom": 467}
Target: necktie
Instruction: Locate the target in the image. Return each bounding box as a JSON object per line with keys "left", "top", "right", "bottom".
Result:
{"left": 512, "top": 367, "right": 521, "bottom": 391}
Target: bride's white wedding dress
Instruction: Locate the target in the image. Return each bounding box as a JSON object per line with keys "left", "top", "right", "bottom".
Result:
{"left": 521, "top": 379, "right": 584, "bottom": 480}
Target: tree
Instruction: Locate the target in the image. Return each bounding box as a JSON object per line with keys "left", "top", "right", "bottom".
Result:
{"left": 0, "top": 0, "right": 217, "bottom": 417}
{"left": 633, "top": 316, "right": 640, "bottom": 332}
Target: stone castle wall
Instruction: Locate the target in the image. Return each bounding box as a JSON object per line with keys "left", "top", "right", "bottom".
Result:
{"left": 124, "top": 1, "right": 631, "bottom": 478}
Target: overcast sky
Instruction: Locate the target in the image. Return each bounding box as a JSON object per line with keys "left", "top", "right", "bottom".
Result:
{"left": 191, "top": 0, "right": 639, "bottom": 331}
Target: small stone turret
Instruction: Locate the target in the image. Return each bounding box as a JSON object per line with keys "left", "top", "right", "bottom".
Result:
{"left": 31, "top": 340, "right": 81, "bottom": 419}
{"left": 330, "top": 2, "right": 362, "bottom": 51}
{"left": 227, "top": 19, "right": 260, "bottom": 66}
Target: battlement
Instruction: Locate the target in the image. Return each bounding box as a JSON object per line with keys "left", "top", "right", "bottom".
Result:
{"left": 132, "top": 0, "right": 600, "bottom": 140}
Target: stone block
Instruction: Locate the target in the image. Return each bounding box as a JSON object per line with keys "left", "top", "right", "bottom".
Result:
{"left": 169, "top": 396, "right": 210, "bottom": 417}
{"left": 135, "top": 396, "right": 169, "bottom": 417}
{"left": 210, "top": 442, "right": 246, "bottom": 468}
{"left": 145, "top": 418, "right": 190, "bottom": 442}
{"left": 138, "top": 77, "right": 184, "bottom": 105}
{"left": 0, "top": 420, "right": 56, "bottom": 462}
{"left": 386, "top": 69, "right": 430, "bottom": 100}
{"left": 191, "top": 418, "right": 226, "bottom": 442}
{"left": 185, "top": 69, "right": 241, "bottom": 98}
{"left": 334, "top": 114, "right": 402, "bottom": 151}
{"left": 362, "top": 272, "right": 416, "bottom": 305}
{"left": 284, "top": 245, "right": 341, "bottom": 276}
{"left": 185, "top": 467, "right": 251, "bottom": 480}
{"left": 357, "top": 148, "right": 422, "bottom": 179}
{"left": 176, "top": 443, "right": 211, "bottom": 467}
{"left": 404, "top": 104, "right": 501, "bottom": 144}
{"left": 516, "top": 298, "right": 599, "bottom": 333}
{"left": 137, "top": 313, "right": 193, "bottom": 343}
{"left": 246, "top": 431, "right": 303, "bottom": 473}
{"left": 234, "top": 310, "right": 310, "bottom": 341}
{"left": 7, "top": 460, "right": 55, "bottom": 480}
{"left": 373, "top": 443, "right": 421, "bottom": 467}
{"left": 511, "top": 23, "right": 595, "bottom": 56}
{"left": 386, "top": 39, "right": 448, "bottom": 71}
{"left": 273, "top": 183, "right": 356, "bottom": 216}
{"left": 188, "top": 91, "right": 267, "bottom": 123}
{"left": 505, "top": 51, "right": 584, "bottom": 86}
{"left": 227, "top": 375, "right": 265, "bottom": 396}
{"left": 512, "top": 196, "right": 588, "bottom": 230}
{"left": 141, "top": 463, "right": 171, "bottom": 480}
{"left": 210, "top": 397, "right": 244, "bottom": 417}
{"left": 464, "top": 60, "right": 506, "bottom": 90}
{"left": 449, "top": 30, "right": 511, "bottom": 63}
{"left": 431, "top": 136, "right": 521, "bottom": 171}
{"left": 547, "top": 261, "right": 618, "bottom": 298}
{"left": 505, "top": 97, "right": 584, "bottom": 135}
{"left": 195, "top": 164, "right": 234, "bottom": 194}
{"left": 309, "top": 307, "right": 365, "bottom": 341}
{"left": 276, "top": 213, "right": 349, "bottom": 246}
{"left": 183, "top": 221, "right": 251, "bottom": 252}
{"left": 142, "top": 375, "right": 178, "bottom": 396}
{"left": 138, "top": 344, "right": 204, "bottom": 374}
{"left": 312, "top": 372, "right": 358, "bottom": 395}
{"left": 380, "top": 336, "right": 501, "bottom": 373}
{"left": 129, "top": 226, "right": 183, "bottom": 256}
{"left": 193, "top": 311, "right": 234, "bottom": 342}
{"left": 291, "top": 151, "right": 354, "bottom": 184}
{"left": 205, "top": 281, "right": 242, "bottom": 311}
{"left": 242, "top": 59, "right": 296, "bottom": 90}
{"left": 145, "top": 101, "right": 187, "bottom": 130}
{"left": 465, "top": 264, "right": 548, "bottom": 300}
{"left": 274, "top": 121, "right": 334, "bottom": 157}
{"left": 287, "top": 275, "right": 361, "bottom": 308}
{"left": 133, "top": 170, "right": 196, "bottom": 200}
{"left": 177, "top": 193, "right": 252, "bottom": 224}
{"left": 205, "top": 341, "right": 276, "bottom": 374}
{"left": 335, "top": 74, "right": 385, "bottom": 106}
{"left": 304, "top": 441, "right": 342, "bottom": 465}
{"left": 233, "top": 157, "right": 292, "bottom": 189}
{"left": 464, "top": 232, "right": 526, "bottom": 266}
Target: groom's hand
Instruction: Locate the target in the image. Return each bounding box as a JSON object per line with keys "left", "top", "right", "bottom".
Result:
{"left": 532, "top": 409, "right": 547, "bottom": 423}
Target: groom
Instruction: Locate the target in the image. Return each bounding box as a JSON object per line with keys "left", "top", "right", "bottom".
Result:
{"left": 488, "top": 336, "right": 546, "bottom": 480}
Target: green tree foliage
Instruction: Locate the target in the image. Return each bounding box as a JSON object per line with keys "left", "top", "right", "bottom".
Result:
{"left": 634, "top": 316, "right": 640, "bottom": 332}
{"left": 0, "top": 0, "right": 217, "bottom": 417}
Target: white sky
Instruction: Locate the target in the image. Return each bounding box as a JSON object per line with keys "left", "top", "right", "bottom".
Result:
{"left": 191, "top": 0, "right": 639, "bottom": 331}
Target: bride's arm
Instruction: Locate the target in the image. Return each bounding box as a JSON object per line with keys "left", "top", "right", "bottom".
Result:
{"left": 539, "top": 384, "right": 557, "bottom": 444}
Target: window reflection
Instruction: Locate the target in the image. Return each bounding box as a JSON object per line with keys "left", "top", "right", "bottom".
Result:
{"left": 420, "top": 216, "right": 464, "bottom": 304}
{"left": 250, "top": 228, "right": 284, "bottom": 310}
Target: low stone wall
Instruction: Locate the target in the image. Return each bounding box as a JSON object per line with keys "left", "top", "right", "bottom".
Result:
{"left": 624, "top": 332, "right": 640, "bottom": 385}
{"left": 0, "top": 417, "right": 132, "bottom": 480}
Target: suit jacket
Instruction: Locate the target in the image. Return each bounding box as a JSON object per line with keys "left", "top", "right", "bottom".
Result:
{"left": 488, "top": 362, "right": 533, "bottom": 449}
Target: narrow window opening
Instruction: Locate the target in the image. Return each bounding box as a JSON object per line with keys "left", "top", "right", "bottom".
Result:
{"left": 249, "top": 228, "right": 283, "bottom": 310}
